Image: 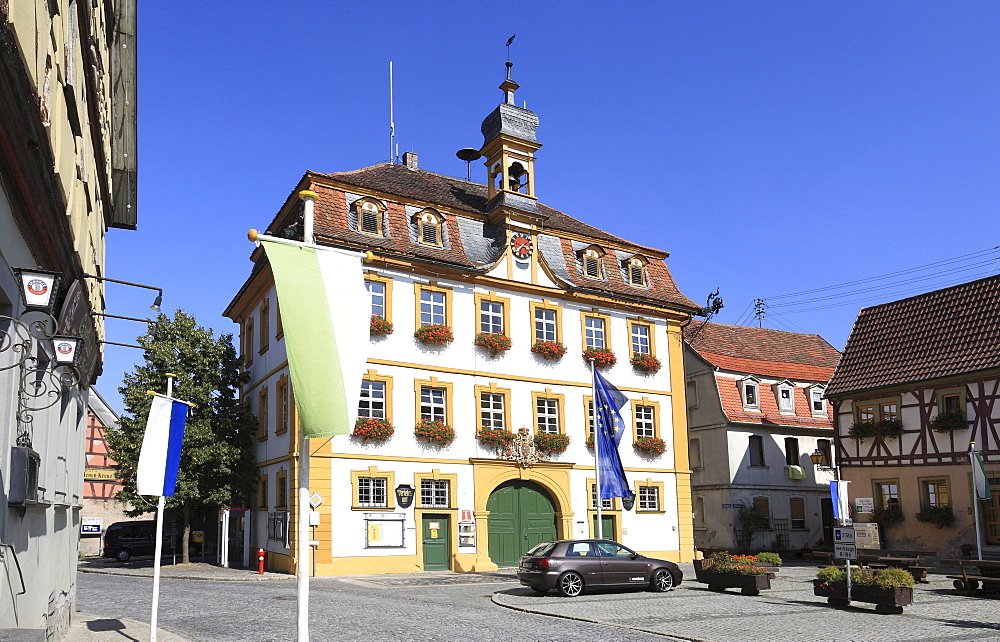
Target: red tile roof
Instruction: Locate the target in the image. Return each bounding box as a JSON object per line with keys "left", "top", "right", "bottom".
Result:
{"left": 686, "top": 321, "right": 841, "bottom": 382}
{"left": 826, "top": 274, "right": 1000, "bottom": 397}
{"left": 716, "top": 374, "right": 834, "bottom": 427}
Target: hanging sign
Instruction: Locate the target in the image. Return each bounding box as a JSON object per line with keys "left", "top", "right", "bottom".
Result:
{"left": 395, "top": 484, "right": 414, "bottom": 509}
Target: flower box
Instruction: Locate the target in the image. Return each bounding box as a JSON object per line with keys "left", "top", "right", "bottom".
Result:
{"left": 414, "top": 324, "right": 453, "bottom": 345}
{"left": 849, "top": 419, "right": 903, "bottom": 440}
{"left": 634, "top": 436, "right": 666, "bottom": 457}
{"left": 693, "top": 559, "right": 774, "bottom": 596}
{"left": 476, "top": 427, "right": 514, "bottom": 451}
{"left": 531, "top": 340, "right": 567, "bottom": 360}
{"left": 474, "top": 332, "right": 511, "bottom": 356}
{"left": 630, "top": 352, "right": 661, "bottom": 374}
{"left": 370, "top": 315, "right": 393, "bottom": 336}
{"left": 414, "top": 419, "right": 454, "bottom": 447}
{"left": 870, "top": 505, "right": 904, "bottom": 527}
{"left": 534, "top": 432, "right": 570, "bottom": 455}
{"left": 930, "top": 409, "right": 968, "bottom": 433}
{"left": 351, "top": 417, "right": 394, "bottom": 444}
{"left": 915, "top": 504, "right": 955, "bottom": 528}
{"left": 813, "top": 580, "right": 913, "bottom": 614}
{"left": 583, "top": 347, "right": 616, "bottom": 369}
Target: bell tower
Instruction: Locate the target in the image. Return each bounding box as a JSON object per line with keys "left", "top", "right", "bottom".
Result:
{"left": 479, "top": 59, "right": 543, "bottom": 225}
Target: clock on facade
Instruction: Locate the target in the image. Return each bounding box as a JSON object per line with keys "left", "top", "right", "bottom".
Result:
{"left": 509, "top": 232, "right": 533, "bottom": 260}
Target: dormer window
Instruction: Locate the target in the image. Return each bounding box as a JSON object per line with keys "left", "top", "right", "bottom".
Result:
{"left": 809, "top": 386, "right": 827, "bottom": 416}
{"left": 355, "top": 198, "right": 386, "bottom": 236}
{"left": 416, "top": 209, "right": 443, "bottom": 247}
{"left": 776, "top": 381, "right": 795, "bottom": 414}
{"left": 581, "top": 247, "right": 604, "bottom": 280}
{"left": 741, "top": 377, "right": 760, "bottom": 410}
{"left": 625, "top": 256, "right": 649, "bottom": 287}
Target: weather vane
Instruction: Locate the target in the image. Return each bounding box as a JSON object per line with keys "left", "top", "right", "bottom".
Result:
{"left": 506, "top": 34, "right": 516, "bottom": 61}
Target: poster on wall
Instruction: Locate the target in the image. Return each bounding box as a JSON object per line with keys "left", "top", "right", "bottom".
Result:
{"left": 365, "top": 513, "right": 405, "bottom": 548}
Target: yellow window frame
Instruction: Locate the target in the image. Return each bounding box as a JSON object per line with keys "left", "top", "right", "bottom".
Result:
{"left": 414, "top": 469, "right": 459, "bottom": 509}
{"left": 275, "top": 468, "right": 288, "bottom": 510}
{"left": 259, "top": 298, "right": 270, "bottom": 355}
{"left": 531, "top": 389, "right": 566, "bottom": 435}
{"left": 414, "top": 377, "right": 454, "bottom": 427}
{"left": 275, "top": 375, "right": 290, "bottom": 436}
{"left": 473, "top": 383, "right": 511, "bottom": 433}
{"left": 351, "top": 466, "right": 396, "bottom": 511}
{"left": 626, "top": 318, "right": 656, "bottom": 357}
{"left": 474, "top": 291, "right": 511, "bottom": 335}
{"left": 632, "top": 397, "right": 661, "bottom": 441}
{"left": 580, "top": 309, "right": 613, "bottom": 352}
{"left": 414, "top": 282, "right": 453, "bottom": 329}
{"left": 361, "top": 370, "right": 394, "bottom": 424}
{"left": 257, "top": 386, "right": 269, "bottom": 441}
{"left": 529, "top": 299, "right": 563, "bottom": 344}
{"left": 365, "top": 271, "right": 394, "bottom": 322}
{"left": 635, "top": 479, "right": 665, "bottom": 513}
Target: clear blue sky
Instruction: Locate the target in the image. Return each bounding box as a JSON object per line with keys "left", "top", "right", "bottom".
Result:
{"left": 98, "top": 1, "right": 1000, "bottom": 414}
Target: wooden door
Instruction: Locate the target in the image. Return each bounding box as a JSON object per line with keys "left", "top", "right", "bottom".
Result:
{"left": 487, "top": 481, "right": 557, "bottom": 567}
{"left": 421, "top": 515, "right": 450, "bottom": 570}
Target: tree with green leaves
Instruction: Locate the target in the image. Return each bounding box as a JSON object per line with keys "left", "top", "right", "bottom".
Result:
{"left": 106, "top": 310, "right": 256, "bottom": 563}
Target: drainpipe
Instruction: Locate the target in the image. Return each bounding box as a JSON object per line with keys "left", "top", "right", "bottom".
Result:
{"left": 299, "top": 190, "right": 317, "bottom": 244}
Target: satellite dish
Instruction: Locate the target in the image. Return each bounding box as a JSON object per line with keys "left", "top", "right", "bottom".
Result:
{"left": 456, "top": 148, "right": 481, "bottom": 181}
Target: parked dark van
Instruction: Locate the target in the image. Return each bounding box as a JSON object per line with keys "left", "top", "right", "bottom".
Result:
{"left": 102, "top": 520, "right": 159, "bottom": 561}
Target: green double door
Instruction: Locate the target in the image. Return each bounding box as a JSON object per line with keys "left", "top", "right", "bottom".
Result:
{"left": 487, "top": 481, "right": 557, "bottom": 567}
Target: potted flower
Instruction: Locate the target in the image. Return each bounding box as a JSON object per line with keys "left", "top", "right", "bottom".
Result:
{"left": 630, "top": 353, "right": 661, "bottom": 374}
{"left": 754, "top": 552, "right": 783, "bottom": 573}
{"left": 474, "top": 332, "right": 512, "bottom": 356}
{"left": 583, "top": 347, "right": 616, "bottom": 369}
{"left": 849, "top": 419, "right": 903, "bottom": 440}
{"left": 870, "top": 505, "right": 904, "bottom": 527}
{"left": 634, "top": 436, "right": 666, "bottom": 457}
{"left": 915, "top": 504, "right": 955, "bottom": 528}
{"left": 351, "top": 417, "right": 394, "bottom": 444}
{"left": 476, "top": 426, "right": 515, "bottom": 452}
{"left": 531, "top": 340, "right": 567, "bottom": 360}
{"left": 414, "top": 419, "right": 455, "bottom": 447}
{"left": 585, "top": 433, "right": 595, "bottom": 449}
{"left": 534, "top": 432, "right": 570, "bottom": 455}
{"left": 414, "top": 324, "right": 453, "bottom": 345}
{"left": 813, "top": 565, "right": 914, "bottom": 614}
{"left": 693, "top": 552, "right": 775, "bottom": 596}
{"left": 370, "top": 315, "right": 393, "bottom": 336}
{"left": 930, "top": 409, "right": 967, "bottom": 433}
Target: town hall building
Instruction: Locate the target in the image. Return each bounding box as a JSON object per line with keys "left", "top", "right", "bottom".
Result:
{"left": 224, "top": 64, "right": 701, "bottom": 575}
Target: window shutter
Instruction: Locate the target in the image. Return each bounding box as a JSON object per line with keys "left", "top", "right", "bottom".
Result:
{"left": 361, "top": 209, "right": 380, "bottom": 234}
{"left": 630, "top": 265, "right": 644, "bottom": 286}
{"left": 585, "top": 256, "right": 600, "bottom": 278}
{"left": 421, "top": 222, "right": 438, "bottom": 245}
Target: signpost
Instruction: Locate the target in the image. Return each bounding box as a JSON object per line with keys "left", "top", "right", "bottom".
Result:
{"left": 833, "top": 526, "right": 855, "bottom": 601}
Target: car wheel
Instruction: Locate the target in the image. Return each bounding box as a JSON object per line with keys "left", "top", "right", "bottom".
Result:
{"left": 115, "top": 549, "right": 132, "bottom": 562}
{"left": 557, "top": 572, "right": 584, "bottom": 597}
{"left": 531, "top": 587, "right": 548, "bottom": 594}
{"left": 650, "top": 568, "right": 675, "bottom": 592}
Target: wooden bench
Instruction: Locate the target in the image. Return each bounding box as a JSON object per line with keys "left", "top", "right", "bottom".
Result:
{"left": 941, "top": 559, "right": 1000, "bottom": 595}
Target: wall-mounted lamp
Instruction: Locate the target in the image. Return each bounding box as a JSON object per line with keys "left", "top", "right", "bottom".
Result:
{"left": 82, "top": 273, "right": 163, "bottom": 311}
{"left": 810, "top": 448, "right": 836, "bottom": 472}
{"left": 13, "top": 267, "right": 62, "bottom": 312}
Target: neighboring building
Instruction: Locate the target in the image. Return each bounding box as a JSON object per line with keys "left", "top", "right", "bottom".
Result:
{"left": 826, "top": 275, "right": 1000, "bottom": 557}
{"left": 224, "top": 66, "right": 701, "bottom": 575}
{"left": 80, "top": 389, "right": 130, "bottom": 557}
{"left": 684, "top": 321, "right": 840, "bottom": 552}
{"left": 1, "top": 2, "right": 136, "bottom": 637}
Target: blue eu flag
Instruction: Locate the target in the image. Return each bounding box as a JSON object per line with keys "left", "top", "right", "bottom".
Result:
{"left": 594, "top": 370, "right": 631, "bottom": 500}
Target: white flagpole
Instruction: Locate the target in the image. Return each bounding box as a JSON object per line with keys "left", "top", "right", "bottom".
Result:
{"left": 591, "top": 359, "right": 603, "bottom": 540}
{"left": 971, "top": 441, "right": 983, "bottom": 559}
{"left": 149, "top": 373, "right": 174, "bottom": 642}
{"left": 297, "top": 435, "right": 310, "bottom": 642}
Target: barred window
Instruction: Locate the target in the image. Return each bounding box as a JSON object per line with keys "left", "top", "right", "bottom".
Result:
{"left": 480, "top": 392, "right": 505, "bottom": 430}
{"left": 536, "top": 398, "right": 559, "bottom": 434}
{"left": 420, "top": 479, "right": 450, "bottom": 507}
{"left": 358, "top": 477, "right": 388, "bottom": 508}
{"left": 635, "top": 405, "right": 655, "bottom": 439}
{"left": 359, "top": 380, "right": 386, "bottom": 419}
{"left": 638, "top": 486, "right": 659, "bottom": 511}
{"left": 590, "top": 483, "right": 613, "bottom": 510}
{"left": 420, "top": 387, "right": 446, "bottom": 422}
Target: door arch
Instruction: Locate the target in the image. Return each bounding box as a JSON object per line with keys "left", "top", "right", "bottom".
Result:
{"left": 486, "top": 480, "right": 557, "bottom": 567}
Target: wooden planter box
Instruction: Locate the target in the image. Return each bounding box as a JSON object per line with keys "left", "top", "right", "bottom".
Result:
{"left": 694, "top": 560, "right": 774, "bottom": 596}
{"left": 813, "top": 580, "right": 913, "bottom": 614}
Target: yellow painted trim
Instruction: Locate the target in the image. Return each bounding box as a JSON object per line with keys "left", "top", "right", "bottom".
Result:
{"left": 298, "top": 190, "right": 318, "bottom": 200}
{"left": 414, "top": 377, "right": 455, "bottom": 428}
{"left": 414, "top": 282, "right": 453, "bottom": 330}
{"left": 362, "top": 370, "right": 394, "bottom": 424}
{"left": 243, "top": 317, "right": 254, "bottom": 367}
{"left": 581, "top": 311, "right": 613, "bottom": 352}
{"left": 275, "top": 468, "right": 288, "bottom": 510}
{"left": 473, "top": 291, "right": 511, "bottom": 335}
{"left": 275, "top": 375, "right": 290, "bottom": 436}
{"left": 582, "top": 395, "right": 594, "bottom": 441}
{"left": 414, "top": 510, "right": 458, "bottom": 571}
{"left": 667, "top": 320, "right": 689, "bottom": 472}
{"left": 414, "top": 469, "right": 460, "bottom": 509}
{"left": 626, "top": 318, "right": 657, "bottom": 359}
{"left": 632, "top": 397, "right": 662, "bottom": 442}
{"left": 350, "top": 466, "right": 397, "bottom": 510}
{"left": 634, "top": 478, "right": 666, "bottom": 513}
{"left": 354, "top": 196, "right": 388, "bottom": 237}
{"left": 531, "top": 389, "right": 566, "bottom": 435}
{"left": 414, "top": 208, "right": 445, "bottom": 248}
{"left": 528, "top": 299, "right": 563, "bottom": 344}
{"left": 255, "top": 454, "right": 293, "bottom": 468}
{"left": 257, "top": 386, "right": 269, "bottom": 441}
{"left": 258, "top": 298, "right": 270, "bottom": 355}
{"left": 473, "top": 382, "right": 512, "bottom": 432}
{"left": 364, "top": 272, "right": 394, "bottom": 323}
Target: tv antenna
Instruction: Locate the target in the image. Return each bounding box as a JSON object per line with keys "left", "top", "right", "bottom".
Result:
{"left": 456, "top": 148, "right": 480, "bottom": 181}
{"left": 389, "top": 61, "right": 395, "bottom": 164}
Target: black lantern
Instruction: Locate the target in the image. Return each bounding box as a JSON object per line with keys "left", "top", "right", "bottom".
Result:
{"left": 14, "top": 267, "right": 61, "bottom": 312}
{"left": 395, "top": 484, "right": 415, "bottom": 509}
{"left": 51, "top": 335, "right": 81, "bottom": 366}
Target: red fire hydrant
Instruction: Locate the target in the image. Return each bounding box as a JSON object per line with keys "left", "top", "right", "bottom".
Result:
{"left": 258, "top": 548, "right": 265, "bottom": 574}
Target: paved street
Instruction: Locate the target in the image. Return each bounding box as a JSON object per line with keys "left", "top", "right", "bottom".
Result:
{"left": 75, "top": 561, "right": 1000, "bottom": 641}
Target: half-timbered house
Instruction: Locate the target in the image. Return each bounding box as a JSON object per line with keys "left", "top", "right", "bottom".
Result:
{"left": 826, "top": 275, "right": 1000, "bottom": 556}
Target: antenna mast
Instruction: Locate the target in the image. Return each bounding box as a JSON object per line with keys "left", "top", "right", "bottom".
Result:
{"left": 389, "top": 61, "right": 395, "bottom": 164}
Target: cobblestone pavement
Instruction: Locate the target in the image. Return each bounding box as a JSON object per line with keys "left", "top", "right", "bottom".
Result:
{"left": 73, "top": 560, "right": 1000, "bottom": 641}
{"left": 77, "top": 556, "right": 292, "bottom": 581}
{"left": 495, "top": 561, "right": 1000, "bottom": 641}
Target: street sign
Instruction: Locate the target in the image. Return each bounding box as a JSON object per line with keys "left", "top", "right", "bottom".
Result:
{"left": 833, "top": 527, "right": 856, "bottom": 543}
{"left": 834, "top": 543, "right": 858, "bottom": 560}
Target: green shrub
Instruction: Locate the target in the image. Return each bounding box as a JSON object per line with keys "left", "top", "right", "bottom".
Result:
{"left": 756, "top": 552, "right": 782, "bottom": 566}
{"left": 874, "top": 567, "right": 915, "bottom": 589}
{"left": 816, "top": 565, "right": 846, "bottom": 584}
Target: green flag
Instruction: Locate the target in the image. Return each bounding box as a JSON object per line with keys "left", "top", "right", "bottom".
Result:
{"left": 973, "top": 450, "right": 992, "bottom": 500}
{"left": 261, "top": 239, "right": 369, "bottom": 438}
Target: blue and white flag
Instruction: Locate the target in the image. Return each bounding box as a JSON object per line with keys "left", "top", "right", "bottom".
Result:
{"left": 830, "top": 480, "right": 851, "bottom": 521}
{"left": 137, "top": 394, "right": 189, "bottom": 497}
{"left": 594, "top": 370, "right": 631, "bottom": 499}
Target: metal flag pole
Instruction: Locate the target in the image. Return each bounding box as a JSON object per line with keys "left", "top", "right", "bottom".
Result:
{"left": 297, "top": 433, "right": 310, "bottom": 641}
{"left": 971, "top": 441, "right": 984, "bottom": 559}
{"left": 149, "top": 372, "right": 174, "bottom": 642}
{"left": 591, "top": 359, "right": 603, "bottom": 540}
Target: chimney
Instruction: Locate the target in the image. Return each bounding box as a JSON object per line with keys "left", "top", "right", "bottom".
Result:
{"left": 402, "top": 152, "right": 418, "bottom": 169}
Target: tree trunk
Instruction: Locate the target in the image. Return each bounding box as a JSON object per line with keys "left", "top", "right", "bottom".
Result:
{"left": 182, "top": 503, "right": 191, "bottom": 564}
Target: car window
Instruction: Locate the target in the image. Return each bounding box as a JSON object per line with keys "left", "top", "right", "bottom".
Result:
{"left": 596, "top": 542, "right": 634, "bottom": 558}
{"left": 564, "top": 542, "right": 597, "bottom": 557}
{"left": 525, "top": 542, "right": 555, "bottom": 557}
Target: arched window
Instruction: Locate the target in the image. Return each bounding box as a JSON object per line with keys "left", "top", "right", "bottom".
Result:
{"left": 415, "top": 209, "right": 444, "bottom": 247}
{"left": 581, "top": 246, "right": 604, "bottom": 280}
{"left": 355, "top": 198, "right": 386, "bottom": 236}
{"left": 626, "top": 256, "right": 648, "bottom": 287}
